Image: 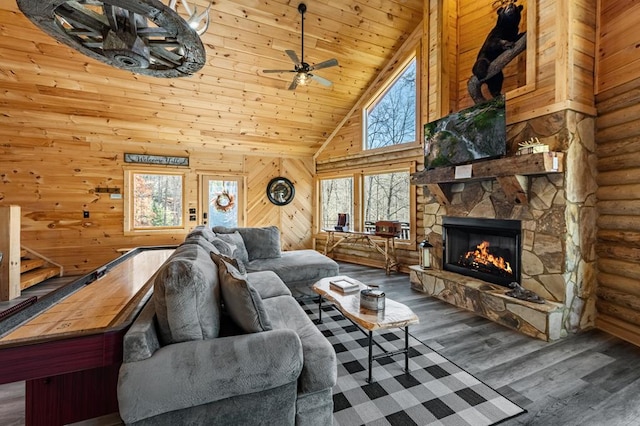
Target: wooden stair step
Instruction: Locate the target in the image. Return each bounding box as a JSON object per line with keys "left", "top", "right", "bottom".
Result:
{"left": 20, "top": 267, "right": 61, "bottom": 290}
{"left": 20, "top": 258, "right": 45, "bottom": 274}
{"left": 20, "top": 249, "right": 28, "bottom": 258}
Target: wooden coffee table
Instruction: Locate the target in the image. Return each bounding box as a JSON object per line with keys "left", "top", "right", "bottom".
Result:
{"left": 312, "top": 276, "right": 419, "bottom": 383}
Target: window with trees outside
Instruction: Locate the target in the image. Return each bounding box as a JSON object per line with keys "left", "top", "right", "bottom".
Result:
{"left": 319, "top": 170, "right": 411, "bottom": 239}
{"left": 364, "top": 171, "right": 410, "bottom": 227}
{"left": 125, "top": 170, "right": 185, "bottom": 233}
{"left": 320, "top": 177, "right": 353, "bottom": 231}
{"left": 364, "top": 57, "right": 417, "bottom": 150}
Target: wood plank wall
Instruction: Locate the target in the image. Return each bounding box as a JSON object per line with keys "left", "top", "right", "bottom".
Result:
{"left": 0, "top": 2, "right": 322, "bottom": 276}
{"left": 594, "top": 0, "right": 640, "bottom": 346}
{"left": 1, "top": 138, "right": 312, "bottom": 275}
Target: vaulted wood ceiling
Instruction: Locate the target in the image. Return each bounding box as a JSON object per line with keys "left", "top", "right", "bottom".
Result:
{"left": 1, "top": 0, "right": 423, "bottom": 157}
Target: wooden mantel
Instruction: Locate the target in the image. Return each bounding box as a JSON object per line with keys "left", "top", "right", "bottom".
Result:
{"left": 410, "top": 152, "right": 564, "bottom": 205}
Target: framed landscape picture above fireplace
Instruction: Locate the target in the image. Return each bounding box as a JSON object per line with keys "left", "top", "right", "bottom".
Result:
{"left": 423, "top": 95, "right": 506, "bottom": 169}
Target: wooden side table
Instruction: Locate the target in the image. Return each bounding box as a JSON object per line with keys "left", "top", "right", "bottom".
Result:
{"left": 323, "top": 230, "right": 400, "bottom": 274}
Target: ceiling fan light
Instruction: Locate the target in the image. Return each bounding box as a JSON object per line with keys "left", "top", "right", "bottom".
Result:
{"left": 297, "top": 73, "right": 308, "bottom": 85}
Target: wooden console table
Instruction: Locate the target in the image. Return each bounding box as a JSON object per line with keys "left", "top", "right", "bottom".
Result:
{"left": 323, "top": 230, "right": 400, "bottom": 275}
{"left": 0, "top": 247, "right": 174, "bottom": 426}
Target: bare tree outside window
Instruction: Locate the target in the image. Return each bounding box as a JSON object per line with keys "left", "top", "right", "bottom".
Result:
{"left": 320, "top": 177, "right": 353, "bottom": 230}
{"left": 132, "top": 173, "right": 183, "bottom": 228}
{"left": 365, "top": 58, "right": 417, "bottom": 150}
{"left": 364, "top": 171, "right": 410, "bottom": 223}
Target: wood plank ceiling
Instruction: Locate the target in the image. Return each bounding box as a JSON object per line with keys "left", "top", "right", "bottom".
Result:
{"left": 1, "top": 0, "right": 423, "bottom": 157}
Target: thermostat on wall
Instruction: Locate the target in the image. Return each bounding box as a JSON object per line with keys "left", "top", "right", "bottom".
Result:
{"left": 110, "top": 193, "right": 122, "bottom": 200}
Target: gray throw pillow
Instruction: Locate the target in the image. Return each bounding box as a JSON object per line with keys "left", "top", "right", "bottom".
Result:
{"left": 214, "top": 231, "right": 250, "bottom": 264}
{"left": 187, "top": 225, "right": 216, "bottom": 242}
{"left": 213, "top": 226, "right": 282, "bottom": 261}
{"left": 239, "top": 226, "right": 282, "bottom": 260}
{"left": 212, "top": 256, "right": 272, "bottom": 333}
{"left": 210, "top": 250, "right": 246, "bottom": 275}
{"left": 153, "top": 244, "right": 221, "bottom": 345}
{"left": 183, "top": 234, "right": 221, "bottom": 256}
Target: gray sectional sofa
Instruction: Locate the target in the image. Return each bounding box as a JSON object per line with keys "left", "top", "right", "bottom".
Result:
{"left": 117, "top": 226, "right": 339, "bottom": 425}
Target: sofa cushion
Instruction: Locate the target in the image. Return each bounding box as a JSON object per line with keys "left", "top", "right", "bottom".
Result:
{"left": 213, "top": 232, "right": 250, "bottom": 265}
{"left": 187, "top": 225, "right": 216, "bottom": 242}
{"left": 263, "top": 296, "right": 337, "bottom": 394}
{"left": 183, "top": 234, "right": 221, "bottom": 256}
{"left": 214, "top": 226, "right": 282, "bottom": 261}
{"left": 153, "top": 244, "right": 221, "bottom": 345}
{"left": 246, "top": 250, "right": 339, "bottom": 289}
{"left": 213, "top": 256, "right": 272, "bottom": 333}
{"left": 246, "top": 271, "right": 292, "bottom": 299}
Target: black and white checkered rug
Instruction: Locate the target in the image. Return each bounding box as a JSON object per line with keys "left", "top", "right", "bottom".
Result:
{"left": 300, "top": 300, "right": 525, "bottom": 426}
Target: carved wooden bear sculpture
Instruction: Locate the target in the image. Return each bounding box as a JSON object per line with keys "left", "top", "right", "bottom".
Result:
{"left": 472, "top": 2, "right": 524, "bottom": 98}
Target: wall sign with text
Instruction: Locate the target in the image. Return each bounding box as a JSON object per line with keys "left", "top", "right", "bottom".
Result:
{"left": 124, "top": 153, "right": 189, "bottom": 166}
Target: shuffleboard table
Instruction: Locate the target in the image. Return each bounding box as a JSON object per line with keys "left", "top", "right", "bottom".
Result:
{"left": 0, "top": 247, "right": 174, "bottom": 426}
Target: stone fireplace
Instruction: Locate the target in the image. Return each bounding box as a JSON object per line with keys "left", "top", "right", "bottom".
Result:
{"left": 410, "top": 110, "right": 598, "bottom": 341}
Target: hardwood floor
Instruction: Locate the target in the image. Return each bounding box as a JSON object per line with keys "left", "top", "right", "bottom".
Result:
{"left": 2, "top": 262, "right": 640, "bottom": 425}
{"left": 338, "top": 262, "right": 640, "bottom": 426}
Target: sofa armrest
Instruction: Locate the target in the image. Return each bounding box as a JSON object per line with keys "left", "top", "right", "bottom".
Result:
{"left": 117, "top": 329, "right": 303, "bottom": 424}
{"left": 122, "top": 300, "right": 161, "bottom": 363}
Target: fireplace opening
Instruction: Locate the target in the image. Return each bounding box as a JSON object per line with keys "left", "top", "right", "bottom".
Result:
{"left": 442, "top": 217, "right": 521, "bottom": 287}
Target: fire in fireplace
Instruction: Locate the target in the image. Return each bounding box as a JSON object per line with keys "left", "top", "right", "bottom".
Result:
{"left": 442, "top": 217, "right": 521, "bottom": 287}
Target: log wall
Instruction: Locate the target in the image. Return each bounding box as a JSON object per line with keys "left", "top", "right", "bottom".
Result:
{"left": 595, "top": 0, "right": 640, "bottom": 346}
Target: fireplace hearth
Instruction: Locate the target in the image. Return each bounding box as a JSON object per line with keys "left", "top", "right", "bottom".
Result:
{"left": 443, "top": 217, "right": 521, "bottom": 287}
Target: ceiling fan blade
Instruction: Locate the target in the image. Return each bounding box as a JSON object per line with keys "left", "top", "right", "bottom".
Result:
{"left": 288, "top": 74, "right": 300, "bottom": 90}
{"left": 285, "top": 49, "right": 301, "bottom": 66}
{"left": 312, "top": 58, "right": 338, "bottom": 71}
{"left": 310, "top": 74, "right": 333, "bottom": 87}
{"left": 263, "top": 69, "right": 296, "bottom": 73}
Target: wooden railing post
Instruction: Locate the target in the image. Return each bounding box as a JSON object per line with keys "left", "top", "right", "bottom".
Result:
{"left": 0, "top": 205, "right": 21, "bottom": 301}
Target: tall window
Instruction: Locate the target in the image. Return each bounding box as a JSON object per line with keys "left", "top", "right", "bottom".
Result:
{"left": 364, "top": 171, "right": 410, "bottom": 224}
{"left": 125, "top": 170, "right": 184, "bottom": 233}
{"left": 320, "top": 177, "right": 353, "bottom": 230}
{"left": 364, "top": 57, "right": 417, "bottom": 150}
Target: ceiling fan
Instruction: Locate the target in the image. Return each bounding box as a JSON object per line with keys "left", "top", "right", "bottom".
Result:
{"left": 263, "top": 3, "right": 339, "bottom": 90}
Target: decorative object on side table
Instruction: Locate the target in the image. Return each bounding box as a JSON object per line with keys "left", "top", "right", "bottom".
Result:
{"left": 266, "top": 177, "right": 295, "bottom": 206}
{"left": 334, "top": 213, "right": 349, "bottom": 232}
{"left": 360, "top": 288, "right": 385, "bottom": 311}
{"left": 418, "top": 240, "right": 434, "bottom": 269}
{"left": 329, "top": 277, "right": 359, "bottom": 293}
{"left": 374, "top": 221, "right": 402, "bottom": 237}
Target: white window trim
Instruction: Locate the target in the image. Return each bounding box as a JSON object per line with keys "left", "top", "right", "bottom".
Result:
{"left": 362, "top": 53, "right": 420, "bottom": 153}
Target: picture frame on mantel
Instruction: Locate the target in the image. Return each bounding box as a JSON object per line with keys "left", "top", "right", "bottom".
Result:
{"left": 124, "top": 153, "right": 189, "bottom": 167}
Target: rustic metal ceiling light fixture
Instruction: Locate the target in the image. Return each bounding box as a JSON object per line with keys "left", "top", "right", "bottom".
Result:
{"left": 17, "top": 0, "right": 209, "bottom": 77}
{"left": 262, "top": 3, "right": 339, "bottom": 90}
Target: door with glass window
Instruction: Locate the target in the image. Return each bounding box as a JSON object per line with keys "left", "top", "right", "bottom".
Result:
{"left": 200, "top": 175, "right": 245, "bottom": 228}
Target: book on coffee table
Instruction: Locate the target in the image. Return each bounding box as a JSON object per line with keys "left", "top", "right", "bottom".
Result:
{"left": 330, "top": 277, "right": 360, "bottom": 293}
